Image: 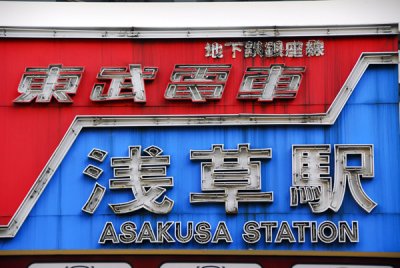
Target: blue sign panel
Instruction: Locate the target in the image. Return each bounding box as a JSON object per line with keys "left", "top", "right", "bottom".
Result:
{"left": 0, "top": 65, "right": 399, "bottom": 252}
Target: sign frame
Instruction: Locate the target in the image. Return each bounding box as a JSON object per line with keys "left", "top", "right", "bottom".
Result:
{"left": 0, "top": 24, "right": 398, "bottom": 257}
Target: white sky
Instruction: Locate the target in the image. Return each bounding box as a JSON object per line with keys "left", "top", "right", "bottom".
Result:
{"left": 0, "top": 0, "right": 399, "bottom": 28}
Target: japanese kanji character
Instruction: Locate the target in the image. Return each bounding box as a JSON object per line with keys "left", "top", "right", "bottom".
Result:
{"left": 190, "top": 144, "right": 273, "bottom": 214}
{"left": 244, "top": 41, "right": 264, "bottom": 58}
{"left": 90, "top": 64, "right": 157, "bottom": 102}
{"left": 109, "top": 145, "right": 174, "bottom": 214}
{"left": 225, "top": 42, "right": 244, "bottom": 58}
{"left": 265, "top": 41, "right": 284, "bottom": 57}
{"left": 291, "top": 145, "right": 376, "bottom": 213}
{"left": 205, "top": 42, "right": 224, "bottom": 59}
{"left": 237, "top": 64, "right": 305, "bottom": 101}
{"left": 306, "top": 40, "right": 325, "bottom": 57}
{"left": 286, "top": 41, "right": 303, "bottom": 57}
{"left": 14, "top": 64, "right": 83, "bottom": 103}
{"left": 165, "top": 64, "right": 231, "bottom": 102}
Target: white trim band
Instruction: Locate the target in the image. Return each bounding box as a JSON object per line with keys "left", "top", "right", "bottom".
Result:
{"left": 0, "top": 25, "right": 398, "bottom": 39}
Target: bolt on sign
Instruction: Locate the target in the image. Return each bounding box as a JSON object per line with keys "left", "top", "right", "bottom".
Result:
{"left": 0, "top": 25, "right": 398, "bottom": 255}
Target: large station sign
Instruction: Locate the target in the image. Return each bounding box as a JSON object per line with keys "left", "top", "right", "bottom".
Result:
{"left": 0, "top": 25, "right": 398, "bottom": 254}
